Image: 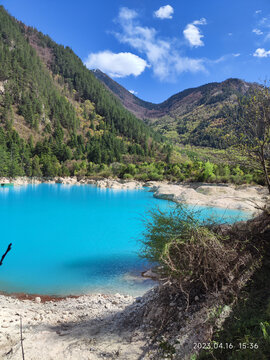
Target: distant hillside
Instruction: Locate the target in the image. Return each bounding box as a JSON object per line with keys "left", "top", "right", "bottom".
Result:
{"left": 0, "top": 6, "right": 166, "bottom": 177}
{"left": 93, "top": 70, "right": 258, "bottom": 148}
{"left": 92, "top": 69, "right": 164, "bottom": 119}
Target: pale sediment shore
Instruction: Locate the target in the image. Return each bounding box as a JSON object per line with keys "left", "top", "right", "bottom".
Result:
{"left": 1, "top": 176, "right": 269, "bottom": 213}
{"left": 150, "top": 182, "right": 269, "bottom": 214}
{"left": 0, "top": 292, "right": 148, "bottom": 360}
{"left": 0, "top": 286, "right": 228, "bottom": 360}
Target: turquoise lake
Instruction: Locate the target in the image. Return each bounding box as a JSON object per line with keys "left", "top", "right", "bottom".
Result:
{"left": 0, "top": 184, "right": 251, "bottom": 296}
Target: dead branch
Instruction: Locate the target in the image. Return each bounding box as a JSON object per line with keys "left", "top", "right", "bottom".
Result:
{"left": 20, "top": 316, "right": 25, "bottom": 360}
{"left": 0, "top": 243, "right": 12, "bottom": 266}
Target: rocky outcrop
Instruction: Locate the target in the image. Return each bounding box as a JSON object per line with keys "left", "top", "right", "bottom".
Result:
{"left": 151, "top": 182, "right": 269, "bottom": 214}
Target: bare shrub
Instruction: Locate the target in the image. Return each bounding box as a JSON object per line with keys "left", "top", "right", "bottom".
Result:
{"left": 140, "top": 205, "right": 263, "bottom": 303}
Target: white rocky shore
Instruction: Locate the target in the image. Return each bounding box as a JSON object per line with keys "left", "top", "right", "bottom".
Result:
{"left": 0, "top": 287, "right": 230, "bottom": 360}
{"left": 149, "top": 182, "right": 269, "bottom": 214}
{"left": 1, "top": 176, "right": 269, "bottom": 213}
{"left": 0, "top": 292, "right": 152, "bottom": 360}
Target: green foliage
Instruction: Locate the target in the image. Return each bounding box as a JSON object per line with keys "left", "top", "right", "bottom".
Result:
{"left": 123, "top": 173, "right": 133, "bottom": 180}
{"left": 261, "top": 321, "right": 270, "bottom": 341}
{"left": 140, "top": 206, "right": 200, "bottom": 264}
{"left": 201, "top": 161, "right": 216, "bottom": 182}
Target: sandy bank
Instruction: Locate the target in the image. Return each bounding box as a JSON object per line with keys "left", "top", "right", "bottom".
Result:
{"left": 0, "top": 292, "right": 154, "bottom": 360}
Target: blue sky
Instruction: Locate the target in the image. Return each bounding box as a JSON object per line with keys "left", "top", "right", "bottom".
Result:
{"left": 1, "top": 0, "right": 270, "bottom": 103}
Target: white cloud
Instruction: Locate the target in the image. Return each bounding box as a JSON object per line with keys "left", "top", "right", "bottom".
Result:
{"left": 259, "top": 17, "right": 270, "bottom": 27}
{"left": 183, "top": 24, "right": 204, "bottom": 47}
{"left": 193, "top": 18, "right": 207, "bottom": 25}
{"left": 255, "top": 10, "right": 262, "bottom": 14}
{"left": 129, "top": 89, "right": 138, "bottom": 95}
{"left": 84, "top": 51, "right": 149, "bottom": 78}
{"left": 154, "top": 5, "right": 174, "bottom": 19}
{"left": 252, "top": 28, "right": 263, "bottom": 35}
{"left": 115, "top": 8, "right": 205, "bottom": 81}
{"left": 253, "top": 48, "right": 270, "bottom": 57}
{"left": 228, "top": 32, "right": 233, "bottom": 36}
{"left": 183, "top": 18, "right": 207, "bottom": 47}
{"left": 253, "top": 15, "right": 270, "bottom": 42}
{"left": 119, "top": 7, "right": 138, "bottom": 21}
{"left": 232, "top": 53, "right": 240, "bottom": 57}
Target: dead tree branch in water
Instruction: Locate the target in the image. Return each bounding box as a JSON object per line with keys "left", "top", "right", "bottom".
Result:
{"left": 0, "top": 243, "right": 12, "bottom": 266}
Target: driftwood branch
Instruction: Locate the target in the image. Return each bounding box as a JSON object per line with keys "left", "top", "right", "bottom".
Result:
{"left": 20, "top": 316, "right": 25, "bottom": 360}
{"left": 0, "top": 243, "right": 12, "bottom": 266}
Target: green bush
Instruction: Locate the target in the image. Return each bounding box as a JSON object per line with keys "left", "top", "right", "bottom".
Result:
{"left": 134, "top": 173, "right": 149, "bottom": 181}
{"left": 123, "top": 173, "right": 133, "bottom": 180}
{"left": 149, "top": 172, "right": 163, "bottom": 181}
{"left": 140, "top": 206, "right": 241, "bottom": 295}
{"left": 126, "top": 163, "right": 137, "bottom": 176}
{"left": 244, "top": 173, "right": 253, "bottom": 184}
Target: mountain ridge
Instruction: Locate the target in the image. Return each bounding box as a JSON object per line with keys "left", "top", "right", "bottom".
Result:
{"left": 92, "top": 69, "right": 258, "bottom": 148}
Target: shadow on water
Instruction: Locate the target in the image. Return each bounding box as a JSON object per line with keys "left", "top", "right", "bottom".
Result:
{"left": 63, "top": 254, "right": 156, "bottom": 295}
{"left": 64, "top": 254, "right": 149, "bottom": 276}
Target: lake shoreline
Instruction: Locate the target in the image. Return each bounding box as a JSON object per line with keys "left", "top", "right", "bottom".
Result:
{"left": 1, "top": 176, "right": 269, "bottom": 213}
{"left": 0, "top": 178, "right": 269, "bottom": 359}
{"left": 0, "top": 177, "right": 267, "bottom": 299}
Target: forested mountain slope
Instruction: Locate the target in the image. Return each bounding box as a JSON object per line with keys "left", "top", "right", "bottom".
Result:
{"left": 93, "top": 70, "right": 258, "bottom": 149}
{"left": 0, "top": 6, "right": 166, "bottom": 177}
{"left": 0, "top": 6, "right": 264, "bottom": 185}
{"left": 92, "top": 69, "right": 165, "bottom": 119}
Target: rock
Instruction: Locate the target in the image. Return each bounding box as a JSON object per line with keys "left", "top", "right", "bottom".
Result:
{"left": 152, "top": 183, "right": 269, "bottom": 214}
{"left": 0, "top": 80, "right": 7, "bottom": 94}
{"left": 142, "top": 269, "right": 159, "bottom": 280}
{"left": 35, "top": 297, "right": 41, "bottom": 304}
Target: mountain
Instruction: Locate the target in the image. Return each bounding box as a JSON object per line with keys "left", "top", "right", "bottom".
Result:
{"left": 93, "top": 70, "right": 257, "bottom": 149}
{"left": 92, "top": 69, "right": 164, "bottom": 119}
{"left": 0, "top": 6, "right": 167, "bottom": 177}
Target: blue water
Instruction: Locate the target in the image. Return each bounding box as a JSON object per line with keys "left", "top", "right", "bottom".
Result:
{"left": 0, "top": 184, "right": 251, "bottom": 296}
